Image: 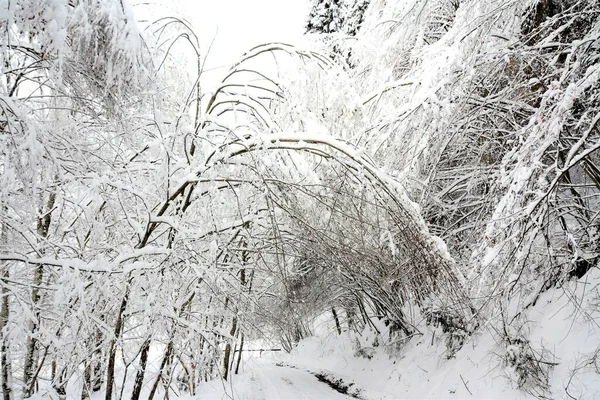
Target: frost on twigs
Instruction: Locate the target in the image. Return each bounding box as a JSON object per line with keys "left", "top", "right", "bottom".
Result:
{"left": 65, "top": 0, "right": 151, "bottom": 110}
{"left": 502, "top": 329, "right": 556, "bottom": 396}
{"left": 423, "top": 301, "right": 472, "bottom": 359}
{"left": 4, "top": 0, "right": 151, "bottom": 112}
{"left": 3, "top": 0, "right": 600, "bottom": 396}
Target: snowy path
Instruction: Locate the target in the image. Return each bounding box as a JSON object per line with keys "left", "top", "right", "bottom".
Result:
{"left": 250, "top": 358, "right": 352, "bottom": 400}
{"left": 199, "top": 356, "right": 353, "bottom": 400}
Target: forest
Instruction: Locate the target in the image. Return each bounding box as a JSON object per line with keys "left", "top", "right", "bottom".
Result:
{"left": 0, "top": 0, "right": 599, "bottom": 398}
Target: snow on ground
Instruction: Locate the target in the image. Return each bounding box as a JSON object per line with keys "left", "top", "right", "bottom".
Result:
{"left": 265, "top": 268, "right": 600, "bottom": 400}
{"left": 276, "top": 331, "right": 528, "bottom": 399}
{"left": 182, "top": 268, "right": 600, "bottom": 400}
{"left": 39, "top": 268, "right": 598, "bottom": 400}
{"left": 196, "top": 356, "right": 353, "bottom": 400}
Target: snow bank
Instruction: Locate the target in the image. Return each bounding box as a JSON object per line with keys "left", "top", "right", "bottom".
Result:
{"left": 275, "top": 267, "right": 600, "bottom": 399}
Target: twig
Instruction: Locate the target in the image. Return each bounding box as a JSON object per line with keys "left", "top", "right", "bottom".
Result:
{"left": 460, "top": 374, "right": 473, "bottom": 396}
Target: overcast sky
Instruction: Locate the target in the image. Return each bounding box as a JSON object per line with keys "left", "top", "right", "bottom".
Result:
{"left": 179, "top": 0, "right": 310, "bottom": 76}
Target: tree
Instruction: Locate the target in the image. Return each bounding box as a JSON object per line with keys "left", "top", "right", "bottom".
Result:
{"left": 306, "top": 0, "right": 346, "bottom": 34}
{"left": 2, "top": 0, "right": 597, "bottom": 397}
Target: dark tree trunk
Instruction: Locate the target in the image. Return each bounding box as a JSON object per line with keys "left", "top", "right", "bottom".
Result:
{"left": 23, "top": 191, "right": 56, "bottom": 398}
{"left": 222, "top": 317, "right": 237, "bottom": 381}
{"left": 1, "top": 213, "right": 12, "bottom": 400}
{"left": 1, "top": 262, "right": 12, "bottom": 400}
{"left": 131, "top": 339, "right": 151, "bottom": 400}
{"left": 332, "top": 307, "right": 342, "bottom": 335}
{"left": 235, "top": 334, "right": 244, "bottom": 375}
{"left": 148, "top": 341, "right": 173, "bottom": 400}
{"left": 105, "top": 281, "right": 131, "bottom": 400}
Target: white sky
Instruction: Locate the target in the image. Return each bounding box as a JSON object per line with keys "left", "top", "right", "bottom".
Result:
{"left": 179, "top": 0, "right": 310, "bottom": 78}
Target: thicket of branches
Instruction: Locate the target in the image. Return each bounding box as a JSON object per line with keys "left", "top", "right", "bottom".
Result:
{"left": 1, "top": 0, "right": 599, "bottom": 398}
{"left": 296, "top": 0, "right": 600, "bottom": 393}
{"left": 0, "top": 0, "right": 472, "bottom": 397}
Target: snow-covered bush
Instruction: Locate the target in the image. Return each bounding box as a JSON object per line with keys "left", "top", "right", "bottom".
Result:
{"left": 503, "top": 332, "right": 555, "bottom": 396}
{"left": 2, "top": 0, "right": 600, "bottom": 397}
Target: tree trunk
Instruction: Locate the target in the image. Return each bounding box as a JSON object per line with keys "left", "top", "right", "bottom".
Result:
{"left": 222, "top": 342, "right": 231, "bottom": 381}
{"left": 83, "top": 326, "right": 105, "bottom": 399}
{"left": 233, "top": 263, "right": 247, "bottom": 376}
{"left": 1, "top": 217, "right": 13, "bottom": 400}
{"left": 332, "top": 307, "right": 342, "bottom": 335}
{"left": 222, "top": 316, "right": 237, "bottom": 381}
{"left": 23, "top": 191, "right": 56, "bottom": 398}
{"left": 148, "top": 341, "right": 173, "bottom": 400}
{"left": 92, "top": 330, "right": 104, "bottom": 392}
{"left": 51, "top": 361, "right": 67, "bottom": 400}
{"left": 22, "top": 264, "right": 43, "bottom": 398}
{"left": 131, "top": 339, "right": 151, "bottom": 400}
{"left": 82, "top": 363, "right": 91, "bottom": 400}
{"left": 105, "top": 280, "right": 131, "bottom": 400}
{"left": 234, "top": 334, "right": 244, "bottom": 375}
{"left": 0, "top": 315, "right": 11, "bottom": 400}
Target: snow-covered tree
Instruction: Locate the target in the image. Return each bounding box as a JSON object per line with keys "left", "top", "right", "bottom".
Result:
{"left": 306, "top": 0, "right": 346, "bottom": 34}
{"left": 1, "top": 0, "right": 599, "bottom": 397}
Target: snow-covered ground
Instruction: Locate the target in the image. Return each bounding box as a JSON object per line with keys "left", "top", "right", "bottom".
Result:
{"left": 195, "top": 268, "right": 600, "bottom": 399}
{"left": 196, "top": 357, "right": 352, "bottom": 400}
{"left": 275, "top": 268, "right": 600, "bottom": 400}
{"left": 23, "top": 268, "right": 597, "bottom": 400}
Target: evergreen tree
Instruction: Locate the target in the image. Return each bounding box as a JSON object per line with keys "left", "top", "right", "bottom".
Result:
{"left": 305, "top": 0, "right": 371, "bottom": 36}
{"left": 344, "top": 0, "right": 371, "bottom": 36}
{"left": 306, "top": 0, "right": 346, "bottom": 34}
